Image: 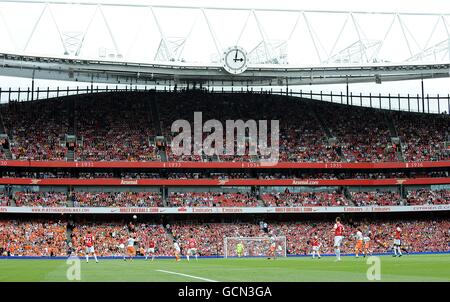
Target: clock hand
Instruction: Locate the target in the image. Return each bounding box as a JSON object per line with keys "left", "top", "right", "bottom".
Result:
{"left": 234, "top": 49, "right": 238, "bottom": 61}
{"left": 234, "top": 55, "right": 245, "bottom": 63}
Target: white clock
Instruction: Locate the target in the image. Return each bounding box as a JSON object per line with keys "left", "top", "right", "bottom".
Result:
{"left": 222, "top": 46, "right": 248, "bottom": 75}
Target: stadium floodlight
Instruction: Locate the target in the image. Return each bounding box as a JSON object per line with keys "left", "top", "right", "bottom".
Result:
{"left": 223, "top": 236, "right": 287, "bottom": 259}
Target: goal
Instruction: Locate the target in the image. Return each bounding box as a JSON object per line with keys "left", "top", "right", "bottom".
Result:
{"left": 223, "top": 236, "right": 287, "bottom": 258}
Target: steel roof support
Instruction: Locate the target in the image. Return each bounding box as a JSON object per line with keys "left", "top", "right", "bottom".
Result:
{"left": 98, "top": 4, "right": 121, "bottom": 57}
{"left": 150, "top": 6, "right": 172, "bottom": 61}
{"left": 397, "top": 14, "right": 414, "bottom": 58}
{"left": 302, "top": 12, "right": 322, "bottom": 63}
{"left": 442, "top": 16, "right": 450, "bottom": 61}
{"left": 202, "top": 8, "right": 222, "bottom": 57}
{"left": 350, "top": 13, "right": 367, "bottom": 63}
{"left": 75, "top": 5, "right": 99, "bottom": 56}
{"left": 47, "top": 3, "right": 68, "bottom": 55}
{"left": 23, "top": 3, "right": 47, "bottom": 51}
{"left": 0, "top": 9, "right": 17, "bottom": 51}
{"left": 327, "top": 14, "right": 350, "bottom": 63}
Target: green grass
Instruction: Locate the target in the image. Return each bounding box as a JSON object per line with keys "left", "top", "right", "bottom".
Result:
{"left": 0, "top": 254, "right": 449, "bottom": 282}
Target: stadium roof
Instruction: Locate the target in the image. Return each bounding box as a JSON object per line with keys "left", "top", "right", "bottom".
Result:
{"left": 1, "top": 52, "right": 450, "bottom": 86}
{"left": 0, "top": 0, "right": 450, "bottom": 86}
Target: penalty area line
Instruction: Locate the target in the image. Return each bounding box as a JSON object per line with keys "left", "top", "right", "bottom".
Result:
{"left": 156, "top": 269, "right": 219, "bottom": 282}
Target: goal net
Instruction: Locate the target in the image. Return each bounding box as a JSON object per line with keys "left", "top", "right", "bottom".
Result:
{"left": 223, "top": 236, "right": 287, "bottom": 258}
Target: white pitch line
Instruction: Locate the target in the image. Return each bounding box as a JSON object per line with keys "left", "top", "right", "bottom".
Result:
{"left": 156, "top": 269, "right": 219, "bottom": 282}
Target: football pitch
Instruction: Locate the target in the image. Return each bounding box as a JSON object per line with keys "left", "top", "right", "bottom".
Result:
{"left": 1, "top": 254, "right": 449, "bottom": 282}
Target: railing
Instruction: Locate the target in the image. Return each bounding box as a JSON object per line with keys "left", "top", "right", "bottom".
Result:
{"left": 0, "top": 85, "right": 449, "bottom": 115}
{"left": 1, "top": 160, "right": 450, "bottom": 169}
{"left": 0, "top": 177, "right": 449, "bottom": 186}
{"left": 1, "top": 205, "right": 450, "bottom": 214}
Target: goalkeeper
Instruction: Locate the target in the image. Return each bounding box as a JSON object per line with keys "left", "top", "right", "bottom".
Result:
{"left": 236, "top": 242, "right": 244, "bottom": 257}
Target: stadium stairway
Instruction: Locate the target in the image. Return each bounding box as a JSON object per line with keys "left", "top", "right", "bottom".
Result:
{"left": 68, "top": 95, "right": 76, "bottom": 137}
{"left": 66, "top": 150, "right": 74, "bottom": 161}
{"left": 66, "top": 220, "right": 74, "bottom": 254}
{"left": 65, "top": 193, "right": 74, "bottom": 253}
{"left": 202, "top": 153, "right": 220, "bottom": 162}
{"left": 252, "top": 187, "right": 266, "bottom": 207}
{"left": 259, "top": 194, "right": 269, "bottom": 207}
{"left": 0, "top": 110, "right": 13, "bottom": 159}
{"left": 343, "top": 187, "right": 357, "bottom": 206}
{"left": 257, "top": 198, "right": 266, "bottom": 207}
{"left": 158, "top": 145, "right": 167, "bottom": 161}
{"left": 251, "top": 154, "right": 260, "bottom": 162}
{"left": 201, "top": 152, "right": 208, "bottom": 162}
{"left": 1, "top": 148, "right": 13, "bottom": 160}
{"left": 149, "top": 92, "right": 168, "bottom": 162}
{"left": 67, "top": 192, "right": 74, "bottom": 207}
{"left": 312, "top": 108, "right": 347, "bottom": 161}
{"left": 0, "top": 108, "right": 8, "bottom": 134}
{"left": 9, "top": 195, "right": 16, "bottom": 207}
{"left": 384, "top": 112, "right": 405, "bottom": 161}
{"left": 149, "top": 92, "right": 162, "bottom": 136}
{"left": 233, "top": 98, "right": 260, "bottom": 163}
{"left": 163, "top": 224, "right": 177, "bottom": 243}
{"left": 161, "top": 187, "right": 168, "bottom": 207}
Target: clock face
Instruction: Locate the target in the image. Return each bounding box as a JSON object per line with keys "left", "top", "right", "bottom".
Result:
{"left": 222, "top": 46, "right": 248, "bottom": 74}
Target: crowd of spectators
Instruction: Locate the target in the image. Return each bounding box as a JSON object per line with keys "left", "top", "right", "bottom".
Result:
{"left": 406, "top": 189, "right": 450, "bottom": 205}
{"left": 270, "top": 219, "right": 450, "bottom": 255}
{"left": 165, "top": 145, "right": 203, "bottom": 162}
{"left": 0, "top": 188, "right": 448, "bottom": 208}
{"left": 319, "top": 105, "right": 399, "bottom": 162}
{"left": 2, "top": 99, "right": 69, "bottom": 160}
{"left": 1, "top": 171, "right": 72, "bottom": 178}
{"left": 0, "top": 170, "right": 447, "bottom": 180}
{"left": 14, "top": 192, "right": 68, "bottom": 207}
{"left": 159, "top": 93, "right": 341, "bottom": 163}
{"left": 72, "top": 192, "right": 162, "bottom": 207}
{"left": 73, "top": 95, "right": 161, "bottom": 161}
{"left": 171, "top": 222, "right": 265, "bottom": 256}
{"left": 0, "top": 192, "right": 11, "bottom": 206}
{"left": 1, "top": 219, "right": 449, "bottom": 257}
{"left": 160, "top": 93, "right": 448, "bottom": 163}
{"left": 1, "top": 92, "right": 448, "bottom": 163}
{"left": 393, "top": 112, "right": 449, "bottom": 161}
{"left": 168, "top": 173, "right": 203, "bottom": 179}
{"left": 167, "top": 192, "right": 259, "bottom": 207}
{"left": 0, "top": 220, "right": 68, "bottom": 256}
{"left": 350, "top": 191, "right": 402, "bottom": 206}
{"left": 155, "top": 219, "right": 450, "bottom": 256}
{"left": 0, "top": 171, "right": 164, "bottom": 179}
{"left": 71, "top": 221, "right": 173, "bottom": 256}
{"left": 261, "top": 190, "right": 350, "bottom": 207}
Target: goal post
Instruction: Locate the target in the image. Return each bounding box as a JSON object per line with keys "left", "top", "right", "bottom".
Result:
{"left": 223, "top": 236, "right": 287, "bottom": 258}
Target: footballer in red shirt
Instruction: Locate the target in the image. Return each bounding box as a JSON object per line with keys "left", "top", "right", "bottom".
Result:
{"left": 145, "top": 235, "right": 156, "bottom": 262}
{"left": 393, "top": 224, "right": 403, "bottom": 257}
{"left": 333, "top": 217, "right": 344, "bottom": 261}
{"left": 186, "top": 237, "right": 198, "bottom": 261}
{"left": 310, "top": 235, "right": 321, "bottom": 259}
{"left": 84, "top": 231, "right": 98, "bottom": 263}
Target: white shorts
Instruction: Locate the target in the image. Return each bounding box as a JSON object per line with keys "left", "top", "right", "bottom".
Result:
{"left": 85, "top": 246, "right": 95, "bottom": 254}
{"left": 312, "top": 246, "right": 320, "bottom": 252}
{"left": 394, "top": 239, "right": 401, "bottom": 246}
{"left": 334, "top": 236, "right": 343, "bottom": 247}
{"left": 147, "top": 248, "right": 155, "bottom": 253}
{"left": 187, "top": 248, "right": 197, "bottom": 255}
